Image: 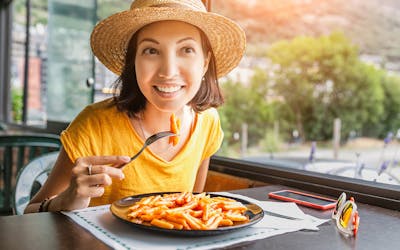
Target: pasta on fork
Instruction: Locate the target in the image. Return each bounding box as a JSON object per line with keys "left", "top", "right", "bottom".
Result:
{"left": 169, "top": 113, "right": 181, "bottom": 146}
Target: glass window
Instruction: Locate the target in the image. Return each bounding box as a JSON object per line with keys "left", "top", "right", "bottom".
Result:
{"left": 93, "top": 0, "right": 132, "bottom": 103}
{"left": 9, "top": 0, "right": 131, "bottom": 126}
{"left": 10, "top": 0, "right": 48, "bottom": 126}
{"left": 212, "top": 0, "right": 400, "bottom": 188}
{"left": 7, "top": 0, "right": 400, "bottom": 190}
{"left": 46, "top": 0, "right": 97, "bottom": 122}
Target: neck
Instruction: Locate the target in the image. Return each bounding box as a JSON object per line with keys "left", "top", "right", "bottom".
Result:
{"left": 137, "top": 106, "right": 192, "bottom": 138}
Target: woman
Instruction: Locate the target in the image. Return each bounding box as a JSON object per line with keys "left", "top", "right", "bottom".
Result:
{"left": 25, "top": 0, "right": 245, "bottom": 213}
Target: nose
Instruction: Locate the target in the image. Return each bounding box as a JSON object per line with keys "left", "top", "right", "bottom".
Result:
{"left": 158, "top": 52, "right": 179, "bottom": 79}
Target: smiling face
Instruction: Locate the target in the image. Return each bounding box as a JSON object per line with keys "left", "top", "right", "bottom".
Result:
{"left": 134, "top": 20, "right": 210, "bottom": 113}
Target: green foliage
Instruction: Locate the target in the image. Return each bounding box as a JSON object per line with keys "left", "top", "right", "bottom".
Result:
{"left": 267, "top": 31, "right": 386, "bottom": 141}
{"left": 213, "top": 0, "right": 400, "bottom": 69}
{"left": 11, "top": 87, "right": 23, "bottom": 122}
{"left": 371, "top": 72, "right": 400, "bottom": 137}
{"left": 13, "top": 0, "right": 48, "bottom": 25}
{"left": 259, "top": 128, "right": 281, "bottom": 153}
{"left": 219, "top": 68, "right": 274, "bottom": 147}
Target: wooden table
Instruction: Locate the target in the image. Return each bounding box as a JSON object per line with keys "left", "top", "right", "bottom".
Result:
{"left": 0, "top": 185, "right": 399, "bottom": 250}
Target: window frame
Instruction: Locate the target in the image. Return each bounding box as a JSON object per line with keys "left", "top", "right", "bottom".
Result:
{"left": 0, "top": 2, "right": 12, "bottom": 123}
{"left": 210, "top": 156, "right": 400, "bottom": 210}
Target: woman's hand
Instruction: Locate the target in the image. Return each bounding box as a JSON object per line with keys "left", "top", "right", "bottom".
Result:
{"left": 55, "top": 155, "right": 130, "bottom": 211}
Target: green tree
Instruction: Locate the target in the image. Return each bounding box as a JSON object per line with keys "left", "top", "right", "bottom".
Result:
{"left": 11, "top": 87, "right": 23, "bottom": 122}
{"left": 220, "top": 68, "right": 274, "bottom": 148}
{"left": 371, "top": 72, "right": 400, "bottom": 137}
{"left": 267, "top": 31, "right": 385, "bottom": 141}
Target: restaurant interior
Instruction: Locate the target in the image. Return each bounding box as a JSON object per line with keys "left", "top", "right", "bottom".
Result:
{"left": 0, "top": 1, "right": 399, "bottom": 249}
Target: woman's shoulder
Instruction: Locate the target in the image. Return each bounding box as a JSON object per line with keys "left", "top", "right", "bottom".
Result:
{"left": 81, "top": 97, "right": 118, "bottom": 116}
{"left": 86, "top": 97, "right": 115, "bottom": 111}
{"left": 195, "top": 108, "right": 221, "bottom": 130}
{"left": 198, "top": 108, "right": 220, "bottom": 120}
{"left": 73, "top": 97, "right": 121, "bottom": 124}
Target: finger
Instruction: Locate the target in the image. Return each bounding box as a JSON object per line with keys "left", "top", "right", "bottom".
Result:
{"left": 115, "top": 162, "right": 129, "bottom": 169}
{"left": 90, "top": 165, "right": 125, "bottom": 180}
{"left": 86, "top": 186, "right": 105, "bottom": 198}
{"left": 72, "top": 164, "right": 92, "bottom": 177}
{"left": 87, "top": 173, "right": 112, "bottom": 187}
{"left": 76, "top": 155, "right": 131, "bottom": 168}
{"left": 114, "top": 161, "right": 129, "bottom": 169}
{"left": 73, "top": 180, "right": 104, "bottom": 198}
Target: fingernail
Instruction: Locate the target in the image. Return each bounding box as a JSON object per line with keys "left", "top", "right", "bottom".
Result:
{"left": 120, "top": 173, "right": 125, "bottom": 180}
{"left": 121, "top": 156, "right": 131, "bottom": 162}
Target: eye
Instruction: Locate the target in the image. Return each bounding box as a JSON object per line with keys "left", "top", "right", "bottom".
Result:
{"left": 142, "top": 47, "right": 159, "bottom": 55}
{"left": 183, "top": 47, "right": 195, "bottom": 54}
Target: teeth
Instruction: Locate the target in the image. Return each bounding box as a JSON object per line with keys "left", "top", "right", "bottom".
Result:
{"left": 155, "top": 86, "right": 181, "bottom": 93}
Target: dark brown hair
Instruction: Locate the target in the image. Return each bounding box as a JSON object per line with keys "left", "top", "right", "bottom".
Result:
{"left": 112, "top": 25, "right": 223, "bottom": 117}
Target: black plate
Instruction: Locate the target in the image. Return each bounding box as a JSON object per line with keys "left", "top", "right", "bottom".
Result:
{"left": 110, "top": 192, "right": 264, "bottom": 236}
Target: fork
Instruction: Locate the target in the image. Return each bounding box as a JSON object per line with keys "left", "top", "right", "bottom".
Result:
{"left": 129, "top": 131, "right": 176, "bottom": 162}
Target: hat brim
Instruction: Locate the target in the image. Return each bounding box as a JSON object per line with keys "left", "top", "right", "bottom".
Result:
{"left": 90, "top": 7, "right": 246, "bottom": 78}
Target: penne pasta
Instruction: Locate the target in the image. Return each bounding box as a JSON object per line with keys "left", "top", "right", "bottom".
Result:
{"left": 126, "top": 192, "right": 250, "bottom": 230}
{"left": 169, "top": 114, "right": 180, "bottom": 146}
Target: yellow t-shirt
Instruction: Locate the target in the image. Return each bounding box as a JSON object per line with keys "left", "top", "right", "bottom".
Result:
{"left": 60, "top": 98, "right": 223, "bottom": 206}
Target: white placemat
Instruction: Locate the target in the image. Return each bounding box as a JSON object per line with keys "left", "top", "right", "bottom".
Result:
{"left": 62, "top": 193, "right": 328, "bottom": 250}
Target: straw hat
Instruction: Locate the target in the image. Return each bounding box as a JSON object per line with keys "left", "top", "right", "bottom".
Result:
{"left": 90, "top": 0, "right": 246, "bottom": 78}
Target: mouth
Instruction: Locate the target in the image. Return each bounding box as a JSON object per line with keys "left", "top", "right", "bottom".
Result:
{"left": 154, "top": 85, "right": 183, "bottom": 93}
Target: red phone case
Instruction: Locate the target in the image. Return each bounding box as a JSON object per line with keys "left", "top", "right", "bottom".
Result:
{"left": 268, "top": 189, "right": 337, "bottom": 210}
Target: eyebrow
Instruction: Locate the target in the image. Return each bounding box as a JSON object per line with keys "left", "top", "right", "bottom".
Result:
{"left": 137, "top": 37, "right": 197, "bottom": 46}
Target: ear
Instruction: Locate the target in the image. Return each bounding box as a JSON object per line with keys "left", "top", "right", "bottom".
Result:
{"left": 202, "top": 51, "right": 211, "bottom": 76}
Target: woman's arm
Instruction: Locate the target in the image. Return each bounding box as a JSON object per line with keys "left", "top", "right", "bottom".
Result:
{"left": 24, "top": 148, "right": 73, "bottom": 213}
{"left": 193, "top": 158, "right": 210, "bottom": 193}
{"left": 24, "top": 147, "right": 129, "bottom": 213}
